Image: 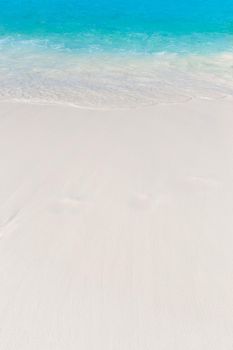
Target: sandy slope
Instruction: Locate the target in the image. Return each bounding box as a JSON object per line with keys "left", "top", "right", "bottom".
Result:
{"left": 0, "top": 100, "right": 233, "bottom": 349}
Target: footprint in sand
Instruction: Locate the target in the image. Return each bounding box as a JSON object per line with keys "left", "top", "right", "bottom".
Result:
{"left": 49, "top": 178, "right": 85, "bottom": 215}
{"left": 129, "top": 192, "right": 171, "bottom": 211}
{"left": 187, "top": 176, "right": 221, "bottom": 190}
{"left": 51, "top": 195, "right": 85, "bottom": 216}
{"left": 0, "top": 209, "right": 20, "bottom": 237}
{"left": 0, "top": 173, "right": 46, "bottom": 237}
{"left": 129, "top": 193, "right": 152, "bottom": 211}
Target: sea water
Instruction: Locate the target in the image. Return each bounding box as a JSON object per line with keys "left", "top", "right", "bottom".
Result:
{"left": 0, "top": 0, "right": 233, "bottom": 108}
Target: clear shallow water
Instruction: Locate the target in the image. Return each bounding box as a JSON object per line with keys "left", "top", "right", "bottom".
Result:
{"left": 0, "top": 0, "right": 233, "bottom": 108}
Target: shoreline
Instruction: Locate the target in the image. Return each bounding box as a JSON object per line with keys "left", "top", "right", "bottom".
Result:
{"left": 0, "top": 93, "right": 233, "bottom": 111}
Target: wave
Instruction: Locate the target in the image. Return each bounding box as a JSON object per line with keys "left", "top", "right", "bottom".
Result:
{"left": 0, "top": 34, "right": 233, "bottom": 108}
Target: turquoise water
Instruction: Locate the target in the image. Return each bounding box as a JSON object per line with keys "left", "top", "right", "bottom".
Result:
{"left": 0, "top": 0, "right": 233, "bottom": 107}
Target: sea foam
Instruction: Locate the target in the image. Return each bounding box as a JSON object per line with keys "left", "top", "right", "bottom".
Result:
{"left": 0, "top": 0, "right": 232, "bottom": 108}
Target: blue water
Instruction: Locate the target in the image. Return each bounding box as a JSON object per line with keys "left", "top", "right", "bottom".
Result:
{"left": 0, "top": 0, "right": 233, "bottom": 107}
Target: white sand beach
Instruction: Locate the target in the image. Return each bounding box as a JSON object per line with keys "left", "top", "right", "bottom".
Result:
{"left": 0, "top": 99, "right": 233, "bottom": 349}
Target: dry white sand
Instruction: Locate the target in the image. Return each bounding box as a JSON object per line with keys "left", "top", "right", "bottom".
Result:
{"left": 0, "top": 99, "right": 233, "bottom": 349}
